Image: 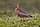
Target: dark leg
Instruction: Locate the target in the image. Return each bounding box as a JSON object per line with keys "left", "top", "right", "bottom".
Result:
{"left": 23, "top": 18, "right": 25, "bottom": 22}
{"left": 20, "top": 18, "right": 23, "bottom": 21}
{"left": 20, "top": 18, "right": 26, "bottom": 22}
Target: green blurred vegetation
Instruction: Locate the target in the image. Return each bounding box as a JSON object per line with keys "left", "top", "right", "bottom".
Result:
{"left": 0, "top": 0, "right": 40, "bottom": 27}
{"left": 0, "top": 16, "right": 40, "bottom": 27}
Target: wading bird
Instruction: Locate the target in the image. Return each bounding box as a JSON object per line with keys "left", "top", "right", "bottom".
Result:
{"left": 15, "top": 3, "right": 32, "bottom": 21}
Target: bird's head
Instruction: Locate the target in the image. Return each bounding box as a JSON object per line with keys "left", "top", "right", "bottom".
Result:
{"left": 15, "top": 3, "right": 20, "bottom": 12}
{"left": 16, "top": 3, "right": 20, "bottom": 9}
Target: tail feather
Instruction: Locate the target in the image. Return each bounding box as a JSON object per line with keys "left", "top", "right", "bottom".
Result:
{"left": 28, "top": 15, "right": 32, "bottom": 18}
{"left": 30, "top": 15, "right": 32, "bottom": 17}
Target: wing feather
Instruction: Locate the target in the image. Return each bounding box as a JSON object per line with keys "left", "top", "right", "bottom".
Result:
{"left": 19, "top": 10, "right": 29, "bottom": 16}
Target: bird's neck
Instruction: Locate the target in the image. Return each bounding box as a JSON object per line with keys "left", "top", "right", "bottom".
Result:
{"left": 16, "top": 8, "right": 20, "bottom": 10}
{"left": 15, "top": 8, "right": 20, "bottom": 12}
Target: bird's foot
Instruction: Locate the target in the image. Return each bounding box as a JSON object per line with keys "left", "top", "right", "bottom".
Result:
{"left": 20, "top": 19, "right": 22, "bottom": 21}
{"left": 20, "top": 19, "right": 25, "bottom": 22}
{"left": 20, "top": 18, "right": 26, "bottom": 22}
{"left": 23, "top": 20, "right": 25, "bottom": 22}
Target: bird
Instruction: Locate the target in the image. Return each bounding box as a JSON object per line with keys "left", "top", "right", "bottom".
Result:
{"left": 15, "top": 3, "right": 32, "bottom": 21}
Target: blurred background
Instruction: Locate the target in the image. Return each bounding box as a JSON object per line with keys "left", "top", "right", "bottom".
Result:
{"left": 0, "top": 0, "right": 40, "bottom": 17}
{"left": 0, "top": 0, "right": 40, "bottom": 27}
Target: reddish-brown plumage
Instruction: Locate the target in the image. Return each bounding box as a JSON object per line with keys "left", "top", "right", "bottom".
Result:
{"left": 15, "top": 3, "right": 32, "bottom": 18}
